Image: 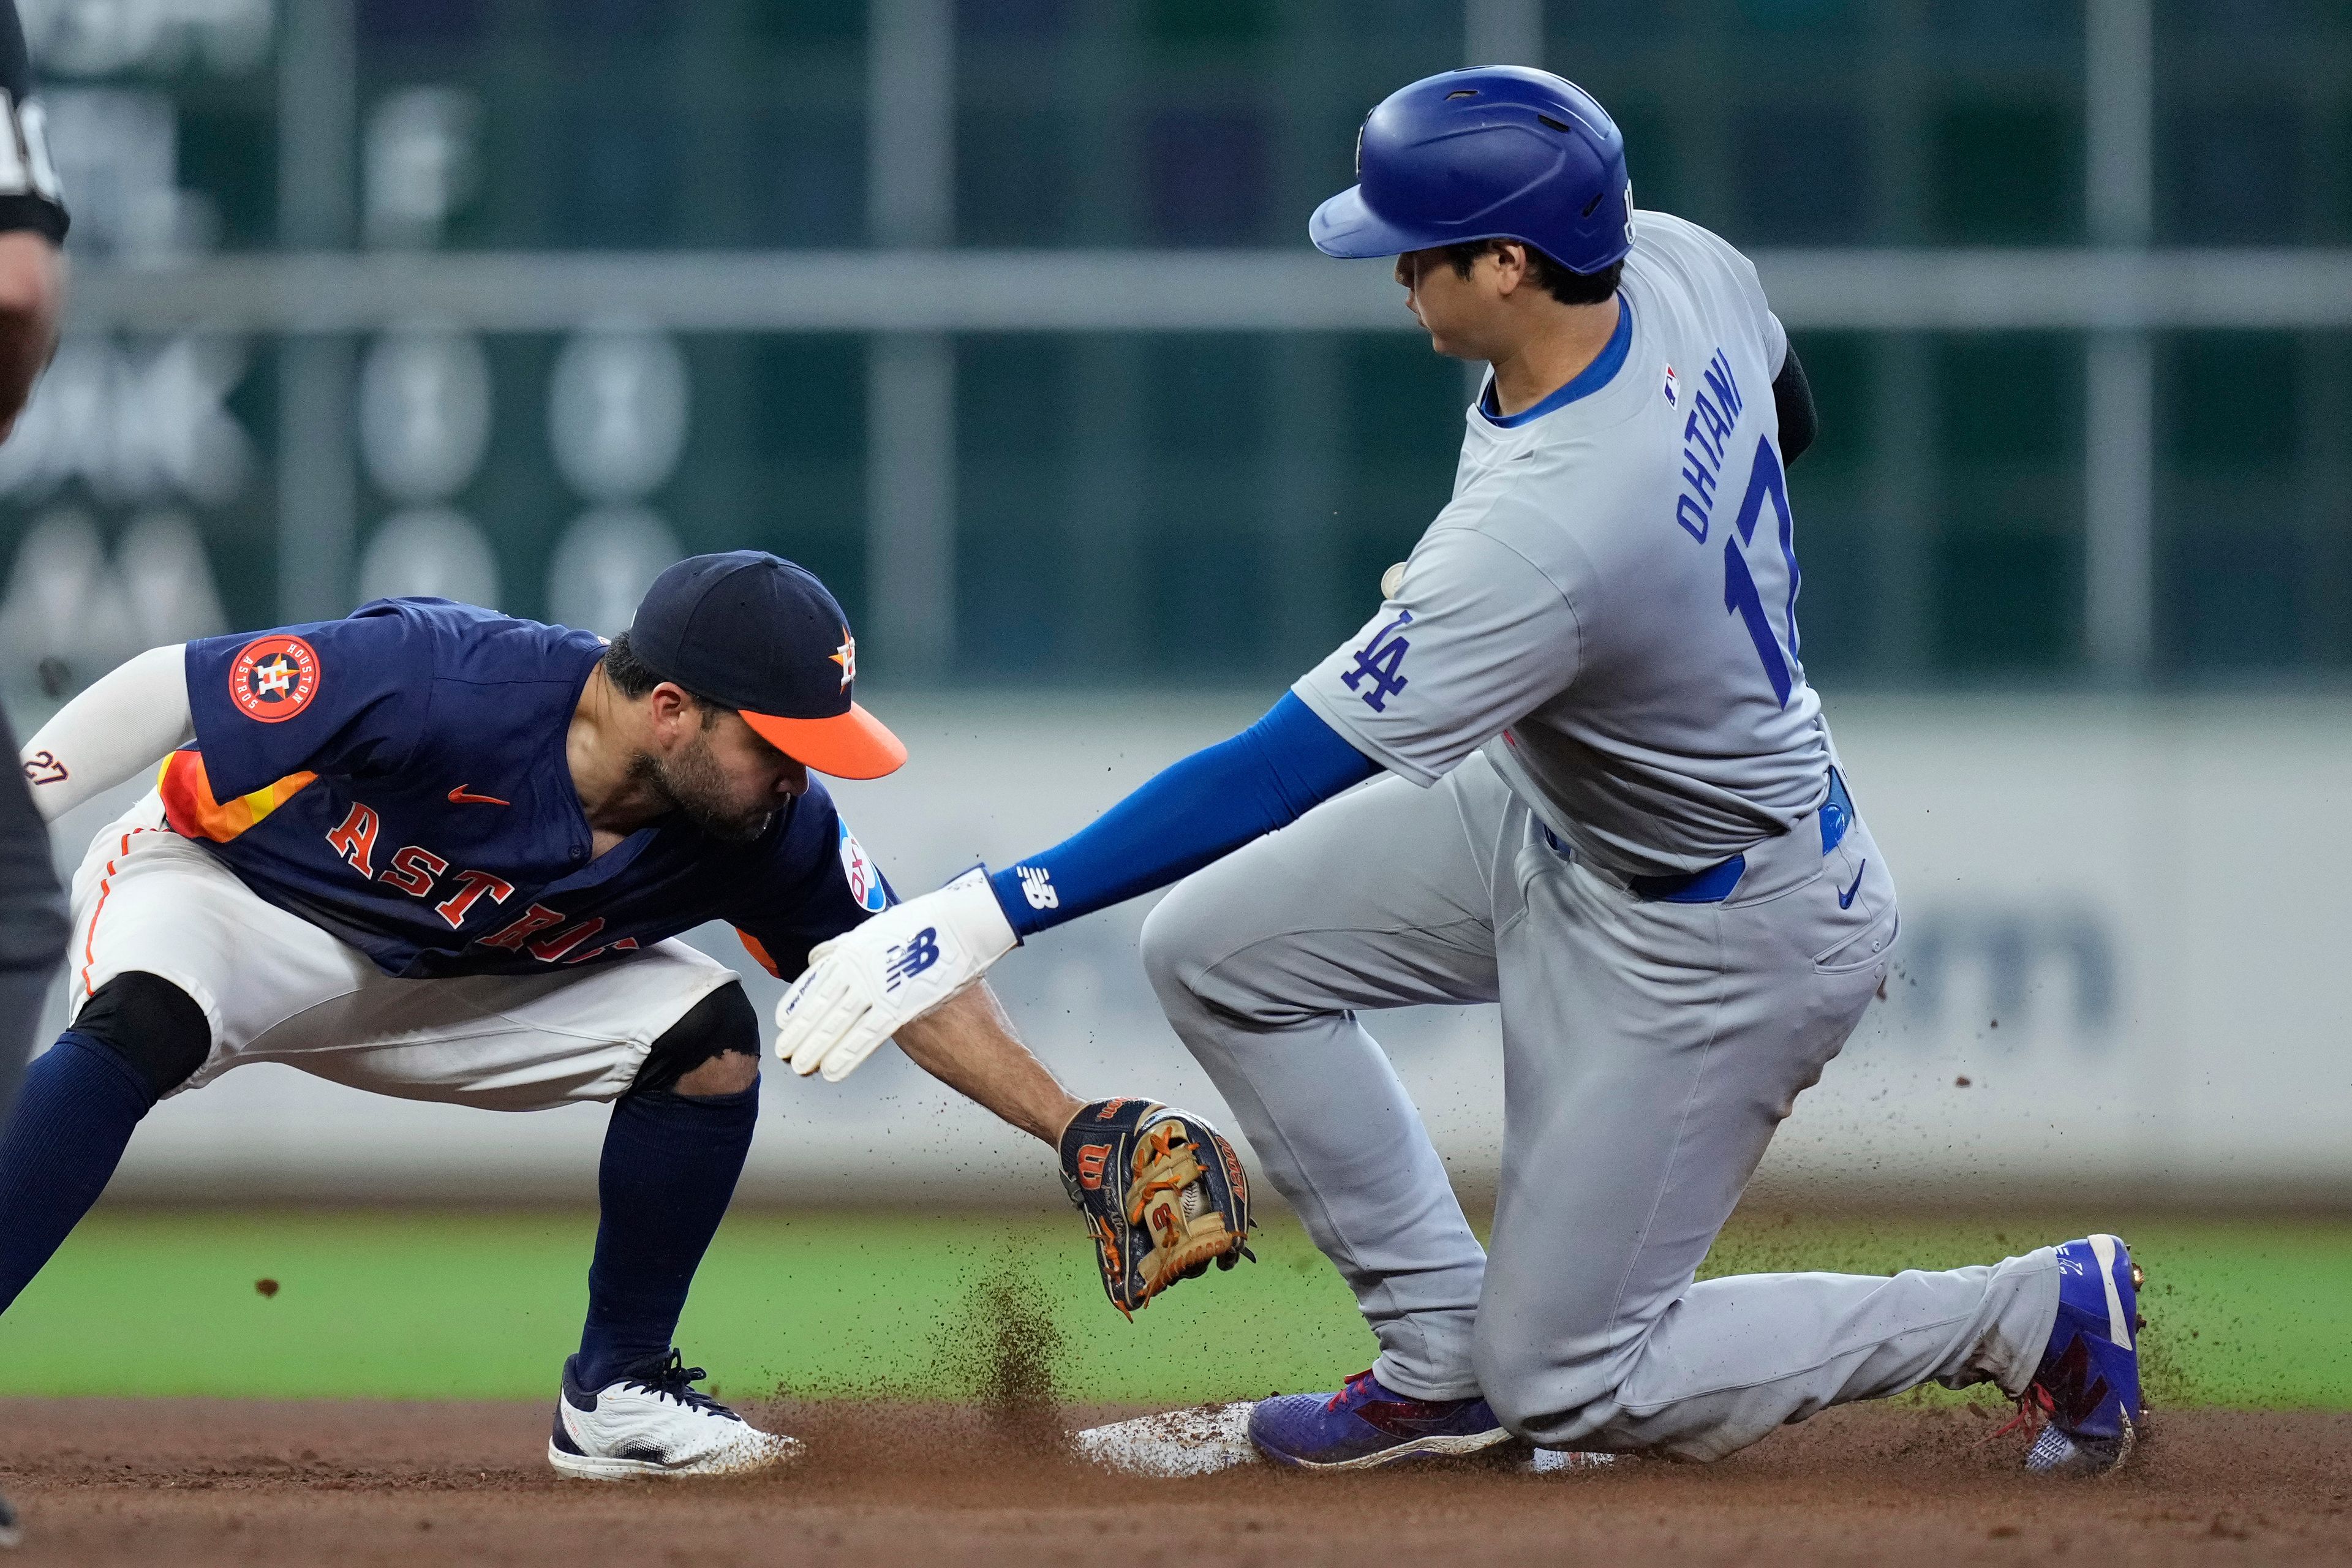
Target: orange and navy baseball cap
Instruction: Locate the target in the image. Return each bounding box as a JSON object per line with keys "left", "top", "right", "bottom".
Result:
{"left": 626, "top": 551, "right": 907, "bottom": 780}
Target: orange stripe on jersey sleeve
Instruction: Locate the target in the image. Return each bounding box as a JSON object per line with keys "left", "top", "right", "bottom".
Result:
{"left": 157, "top": 752, "right": 317, "bottom": 843}
{"left": 737, "top": 928, "right": 782, "bottom": 978}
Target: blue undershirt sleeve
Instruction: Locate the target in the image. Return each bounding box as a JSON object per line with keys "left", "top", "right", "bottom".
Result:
{"left": 986, "top": 692, "right": 1381, "bottom": 938}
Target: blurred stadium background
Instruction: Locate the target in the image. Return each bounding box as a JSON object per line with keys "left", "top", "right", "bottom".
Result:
{"left": 4, "top": 0, "right": 2352, "bottom": 1403}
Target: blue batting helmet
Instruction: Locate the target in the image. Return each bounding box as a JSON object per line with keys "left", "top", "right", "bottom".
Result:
{"left": 1310, "top": 66, "right": 1633, "bottom": 274}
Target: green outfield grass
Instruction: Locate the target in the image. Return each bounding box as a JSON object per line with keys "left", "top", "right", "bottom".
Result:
{"left": 1, "top": 1207, "right": 2346, "bottom": 1408}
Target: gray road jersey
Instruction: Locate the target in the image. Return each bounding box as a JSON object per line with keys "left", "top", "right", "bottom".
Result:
{"left": 1292, "top": 209, "right": 1831, "bottom": 880}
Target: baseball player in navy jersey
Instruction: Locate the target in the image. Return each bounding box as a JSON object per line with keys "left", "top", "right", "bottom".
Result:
{"left": 775, "top": 68, "right": 2144, "bottom": 1476}
{"left": 0, "top": 551, "right": 1228, "bottom": 1479}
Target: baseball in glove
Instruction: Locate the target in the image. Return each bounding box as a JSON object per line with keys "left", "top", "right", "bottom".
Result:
{"left": 1060, "top": 1098, "right": 1253, "bottom": 1317}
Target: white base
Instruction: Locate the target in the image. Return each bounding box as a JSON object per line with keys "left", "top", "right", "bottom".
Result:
{"left": 1074, "top": 1404, "right": 1261, "bottom": 1477}
{"left": 1529, "top": 1446, "right": 1618, "bottom": 1474}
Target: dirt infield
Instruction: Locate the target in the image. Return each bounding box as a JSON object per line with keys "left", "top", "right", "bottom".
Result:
{"left": 1, "top": 1396, "right": 2347, "bottom": 1567}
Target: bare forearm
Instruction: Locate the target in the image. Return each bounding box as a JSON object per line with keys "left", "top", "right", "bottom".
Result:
{"left": 894, "top": 982, "right": 1084, "bottom": 1147}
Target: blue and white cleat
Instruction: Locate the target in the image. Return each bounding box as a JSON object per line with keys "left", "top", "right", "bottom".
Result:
{"left": 2011, "top": 1234, "right": 2145, "bottom": 1476}
{"left": 548, "top": 1350, "right": 801, "bottom": 1479}
{"left": 1249, "top": 1368, "right": 1510, "bottom": 1471}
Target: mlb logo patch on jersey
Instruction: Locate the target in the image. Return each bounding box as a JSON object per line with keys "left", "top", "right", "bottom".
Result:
{"left": 837, "top": 820, "right": 887, "bottom": 912}
{"left": 228, "top": 635, "right": 320, "bottom": 723}
{"left": 1663, "top": 364, "right": 1678, "bottom": 407}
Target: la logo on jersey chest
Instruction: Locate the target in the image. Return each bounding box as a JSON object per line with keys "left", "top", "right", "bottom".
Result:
{"left": 323, "top": 801, "right": 638, "bottom": 965}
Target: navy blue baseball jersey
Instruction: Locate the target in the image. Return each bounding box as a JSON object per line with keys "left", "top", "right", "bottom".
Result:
{"left": 161, "top": 598, "right": 893, "bottom": 981}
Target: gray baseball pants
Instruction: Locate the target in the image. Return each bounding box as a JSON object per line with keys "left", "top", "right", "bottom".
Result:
{"left": 1140, "top": 753, "right": 2059, "bottom": 1460}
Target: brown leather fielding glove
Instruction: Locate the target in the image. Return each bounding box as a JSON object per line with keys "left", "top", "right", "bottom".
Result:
{"left": 1060, "top": 1098, "right": 1253, "bottom": 1317}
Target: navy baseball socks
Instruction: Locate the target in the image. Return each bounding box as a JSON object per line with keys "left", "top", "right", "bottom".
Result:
{"left": 0, "top": 1033, "right": 153, "bottom": 1315}
{"left": 554, "top": 1079, "right": 802, "bottom": 1478}
{"left": 575, "top": 1079, "right": 760, "bottom": 1390}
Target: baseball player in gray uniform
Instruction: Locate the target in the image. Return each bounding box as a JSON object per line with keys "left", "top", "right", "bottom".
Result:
{"left": 773, "top": 67, "right": 2144, "bottom": 1476}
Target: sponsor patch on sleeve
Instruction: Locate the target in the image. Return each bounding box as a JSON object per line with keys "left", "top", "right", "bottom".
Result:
{"left": 837, "top": 820, "right": 888, "bottom": 913}
{"left": 228, "top": 635, "right": 320, "bottom": 723}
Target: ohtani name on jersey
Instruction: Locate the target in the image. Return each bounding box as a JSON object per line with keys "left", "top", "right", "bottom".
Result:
{"left": 1672, "top": 348, "right": 1746, "bottom": 544}
{"left": 323, "top": 801, "right": 638, "bottom": 965}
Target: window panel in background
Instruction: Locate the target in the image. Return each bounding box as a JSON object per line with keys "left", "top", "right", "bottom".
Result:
{"left": 957, "top": 0, "right": 1077, "bottom": 40}
{"left": 1139, "top": 336, "right": 1272, "bottom": 675}
{"left": 1927, "top": 99, "right": 2080, "bottom": 245}
{"left": 1931, "top": 334, "right": 2084, "bottom": 675}
{"left": 746, "top": 108, "right": 866, "bottom": 247}
{"left": 2157, "top": 99, "right": 2305, "bottom": 245}
{"left": 174, "top": 94, "right": 274, "bottom": 249}
{"left": 2153, "top": 331, "right": 2349, "bottom": 676}
{"left": 1548, "top": 0, "right": 1689, "bottom": 38}
{"left": 685, "top": 336, "right": 868, "bottom": 619}
{"left": 1733, "top": 103, "right": 1872, "bottom": 244}
{"left": 1733, "top": 0, "right": 1862, "bottom": 32}
{"left": 553, "top": 94, "right": 682, "bottom": 249}
{"left": 1930, "top": 530, "right": 2082, "bottom": 674}
{"left": 753, "top": 0, "right": 872, "bottom": 45}
{"left": 1338, "top": 336, "right": 1461, "bottom": 631}
{"left": 956, "top": 107, "right": 1077, "bottom": 246}
{"left": 357, "top": 0, "right": 491, "bottom": 47}
{"left": 2333, "top": 107, "right": 2352, "bottom": 244}
{"left": 549, "top": 0, "right": 677, "bottom": 40}
{"left": 1144, "top": 108, "right": 1272, "bottom": 246}
{"left": 957, "top": 336, "right": 1076, "bottom": 677}
{"left": 1140, "top": 0, "right": 1275, "bottom": 48}
{"left": 2157, "top": 0, "right": 2307, "bottom": 38}
{"left": 1773, "top": 334, "right": 1877, "bottom": 682}
{"left": 1926, "top": 0, "right": 2081, "bottom": 42}
{"left": 362, "top": 6, "right": 870, "bottom": 251}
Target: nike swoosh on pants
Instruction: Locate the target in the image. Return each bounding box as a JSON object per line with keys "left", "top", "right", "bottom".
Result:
{"left": 1838, "top": 861, "right": 1866, "bottom": 909}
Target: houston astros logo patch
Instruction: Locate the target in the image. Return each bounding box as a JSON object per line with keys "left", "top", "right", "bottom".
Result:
{"left": 228, "top": 635, "right": 320, "bottom": 723}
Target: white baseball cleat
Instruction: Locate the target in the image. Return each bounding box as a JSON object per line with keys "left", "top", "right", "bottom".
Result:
{"left": 548, "top": 1350, "right": 801, "bottom": 1479}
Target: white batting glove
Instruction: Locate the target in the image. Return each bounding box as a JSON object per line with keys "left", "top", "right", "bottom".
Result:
{"left": 772, "top": 867, "right": 1019, "bottom": 1082}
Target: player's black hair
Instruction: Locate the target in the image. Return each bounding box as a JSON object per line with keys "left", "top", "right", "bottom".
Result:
{"left": 601, "top": 631, "right": 736, "bottom": 718}
{"left": 1442, "top": 238, "right": 1623, "bottom": 307}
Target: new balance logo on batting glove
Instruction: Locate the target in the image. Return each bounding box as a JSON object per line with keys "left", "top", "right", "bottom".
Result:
{"left": 883, "top": 927, "right": 943, "bottom": 991}
{"left": 774, "top": 867, "right": 1019, "bottom": 1081}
